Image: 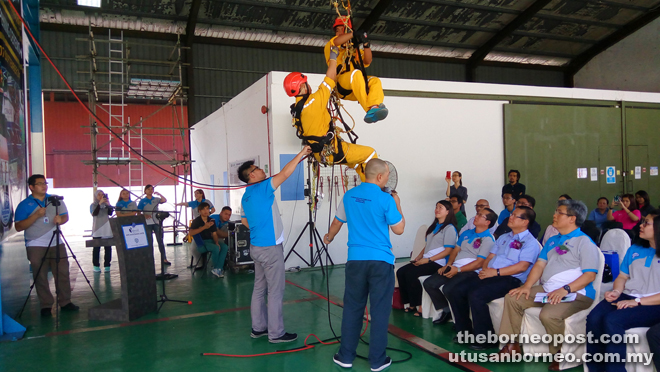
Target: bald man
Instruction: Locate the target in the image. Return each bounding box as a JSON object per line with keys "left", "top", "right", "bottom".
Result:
{"left": 460, "top": 199, "right": 498, "bottom": 235}
{"left": 325, "top": 158, "right": 405, "bottom": 371}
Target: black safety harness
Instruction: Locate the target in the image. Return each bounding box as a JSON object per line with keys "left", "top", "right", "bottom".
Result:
{"left": 290, "top": 94, "right": 359, "bottom": 164}
{"left": 335, "top": 35, "right": 370, "bottom": 98}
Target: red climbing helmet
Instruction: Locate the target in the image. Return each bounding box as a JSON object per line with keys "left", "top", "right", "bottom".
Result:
{"left": 283, "top": 72, "right": 307, "bottom": 97}
{"left": 333, "top": 16, "right": 352, "bottom": 31}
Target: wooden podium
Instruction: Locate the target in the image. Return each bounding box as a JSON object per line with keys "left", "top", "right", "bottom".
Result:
{"left": 87, "top": 215, "right": 157, "bottom": 321}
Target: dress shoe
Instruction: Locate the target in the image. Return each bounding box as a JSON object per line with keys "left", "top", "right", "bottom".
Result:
{"left": 498, "top": 342, "right": 522, "bottom": 355}
{"left": 40, "top": 308, "right": 52, "bottom": 317}
{"left": 548, "top": 361, "right": 560, "bottom": 371}
{"left": 433, "top": 311, "right": 452, "bottom": 325}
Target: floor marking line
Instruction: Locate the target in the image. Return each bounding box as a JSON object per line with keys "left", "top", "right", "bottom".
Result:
{"left": 285, "top": 278, "right": 492, "bottom": 372}
{"left": 27, "top": 297, "right": 320, "bottom": 339}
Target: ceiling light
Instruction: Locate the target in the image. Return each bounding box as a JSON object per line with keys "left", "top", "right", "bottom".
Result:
{"left": 77, "top": 0, "right": 101, "bottom": 8}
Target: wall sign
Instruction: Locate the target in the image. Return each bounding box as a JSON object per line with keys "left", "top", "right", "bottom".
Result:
{"left": 606, "top": 166, "right": 616, "bottom": 184}
{"left": 577, "top": 168, "right": 588, "bottom": 179}
{"left": 590, "top": 168, "right": 598, "bottom": 181}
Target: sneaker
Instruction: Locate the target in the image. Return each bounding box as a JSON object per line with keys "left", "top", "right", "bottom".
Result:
{"left": 93, "top": 266, "right": 101, "bottom": 273}
{"left": 364, "top": 104, "right": 389, "bottom": 123}
{"left": 211, "top": 268, "right": 224, "bottom": 278}
{"left": 41, "top": 308, "right": 52, "bottom": 317}
{"left": 250, "top": 329, "right": 268, "bottom": 338}
{"left": 333, "top": 354, "right": 352, "bottom": 368}
{"left": 269, "top": 332, "right": 297, "bottom": 343}
{"left": 104, "top": 266, "right": 110, "bottom": 273}
{"left": 61, "top": 303, "right": 80, "bottom": 311}
{"left": 371, "top": 357, "right": 392, "bottom": 372}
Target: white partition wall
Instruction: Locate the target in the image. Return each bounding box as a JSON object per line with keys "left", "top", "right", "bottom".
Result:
{"left": 191, "top": 71, "right": 660, "bottom": 268}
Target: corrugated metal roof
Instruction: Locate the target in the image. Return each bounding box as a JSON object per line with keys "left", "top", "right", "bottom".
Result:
{"left": 40, "top": 0, "right": 660, "bottom": 67}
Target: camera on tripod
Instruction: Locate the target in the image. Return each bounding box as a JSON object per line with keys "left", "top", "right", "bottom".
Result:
{"left": 48, "top": 195, "right": 64, "bottom": 206}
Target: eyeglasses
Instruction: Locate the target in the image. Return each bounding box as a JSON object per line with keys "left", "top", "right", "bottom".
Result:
{"left": 554, "top": 209, "right": 575, "bottom": 217}
{"left": 33, "top": 182, "right": 48, "bottom": 186}
{"left": 641, "top": 220, "right": 654, "bottom": 228}
{"left": 248, "top": 166, "right": 260, "bottom": 176}
{"left": 502, "top": 197, "right": 513, "bottom": 200}
{"left": 475, "top": 204, "right": 488, "bottom": 208}
{"left": 475, "top": 213, "right": 489, "bottom": 219}
{"left": 511, "top": 214, "right": 527, "bottom": 221}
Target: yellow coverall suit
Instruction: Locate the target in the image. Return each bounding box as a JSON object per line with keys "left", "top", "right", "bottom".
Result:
{"left": 295, "top": 76, "right": 377, "bottom": 181}
{"left": 324, "top": 37, "right": 384, "bottom": 112}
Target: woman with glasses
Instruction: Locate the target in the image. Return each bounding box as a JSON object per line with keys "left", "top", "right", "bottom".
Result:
{"left": 397, "top": 200, "right": 458, "bottom": 317}
{"left": 586, "top": 211, "right": 660, "bottom": 372}
{"left": 607, "top": 193, "right": 641, "bottom": 231}
{"left": 445, "top": 171, "right": 468, "bottom": 214}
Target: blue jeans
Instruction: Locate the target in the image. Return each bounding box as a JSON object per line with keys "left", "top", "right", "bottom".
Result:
{"left": 586, "top": 293, "right": 660, "bottom": 372}
{"left": 338, "top": 260, "right": 394, "bottom": 369}
{"left": 197, "top": 239, "right": 228, "bottom": 269}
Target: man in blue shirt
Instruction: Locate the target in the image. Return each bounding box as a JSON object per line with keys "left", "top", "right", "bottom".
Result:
{"left": 499, "top": 200, "right": 598, "bottom": 370}
{"left": 444, "top": 206, "right": 539, "bottom": 350}
{"left": 324, "top": 158, "right": 405, "bottom": 372}
{"left": 587, "top": 197, "right": 609, "bottom": 229}
{"left": 15, "top": 174, "right": 79, "bottom": 316}
{"left": 238, "top": 145, "right": 311, "bottom": 343}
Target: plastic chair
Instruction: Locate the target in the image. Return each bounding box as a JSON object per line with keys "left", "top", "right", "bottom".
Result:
{"left": 625, "top": 327, "right": 656, "bottom": 372}
{"left": 520, "top": 250, "right": 605, "bottom": 370}
{"left": 394, "top": 224, "right": 428, "bottom": 288}
{"left": 600, "top": 228, "right": 631, "bottom": 265}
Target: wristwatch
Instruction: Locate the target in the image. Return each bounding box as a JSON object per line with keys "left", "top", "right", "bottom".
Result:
{"left": 563, "top": 285, "right": 571, "bottom": 294}
{"left": 497, "top": 269, "right": 501, "bottom": 276}
{"left": 457, "top": 266, "right": 462, "bottom": 273}
{"left": 635, "top": 297, "right": 642, "bottom": 305}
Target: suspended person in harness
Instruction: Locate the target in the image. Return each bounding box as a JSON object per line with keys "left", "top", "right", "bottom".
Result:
{"left": 283, "top": 43, "right": 377, "bottom": 182}
{"left": 325, "top": 16, "right": 388, "bottom": 124}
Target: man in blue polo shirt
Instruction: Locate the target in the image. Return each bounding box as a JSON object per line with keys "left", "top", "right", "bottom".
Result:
{"left": 324, "top": 158, "right": 405, "bottom": 372}
{"left": 15, "top": 174, "right": 79, "bottom": 316}
{"left": 238, "top": 145, "right": 311, "bottom": 344}
{"left": 499, "top": 200, "right": 598, "bottom": 370}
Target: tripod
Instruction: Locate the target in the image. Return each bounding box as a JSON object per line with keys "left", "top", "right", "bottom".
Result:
{"left": 284, "top": 158, "right": 334, "bottom": 274}
{"left": 18, "top": 198, "right": 100, "bottom": 324}
{"left": 151, "top": 214, "right": 190, "bottom": 312}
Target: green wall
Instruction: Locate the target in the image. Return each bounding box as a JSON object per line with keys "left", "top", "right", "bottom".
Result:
{"left": 504, "top": 103, "right": 660, "bottom": 230}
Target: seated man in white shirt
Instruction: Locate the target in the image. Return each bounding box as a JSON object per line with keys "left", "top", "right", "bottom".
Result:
{"left": 498, "top": 199, "right": 599, "bottom": 371}
{"left": 460, "top": 199, "right": 498, "bottom": 235}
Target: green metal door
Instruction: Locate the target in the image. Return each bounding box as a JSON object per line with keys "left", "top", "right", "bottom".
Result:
{"left": 626, "top": 145, "right": 649, "bottom": 196}
{"left": 625, "top": 107, "right": 660, "bottom": 205}
{"left": 504, "top": 104, "right": 622, "bottom": 230}
{"left": 599, "top": 145, "right": 623, "bottom": 207}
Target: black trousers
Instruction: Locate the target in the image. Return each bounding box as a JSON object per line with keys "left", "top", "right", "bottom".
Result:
{"left": 422, "top": 273, "right": 453, "bottom": 310}
{"left": 92, "top": 237, "right": 112, "bottom": 267}
{"left": 444, "top": 273, "right": 521, "bottom": 336}
{"left": 395, "top": 261, "right": 442, "bottom": 308}
{"left": 648, "top": 323, "right": 660, "bottom": 371}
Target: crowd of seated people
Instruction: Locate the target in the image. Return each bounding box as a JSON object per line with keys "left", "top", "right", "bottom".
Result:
{"left": 401, "top": 170, "right": 660, "bottom": 371}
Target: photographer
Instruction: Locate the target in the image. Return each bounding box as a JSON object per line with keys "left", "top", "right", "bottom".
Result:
{"left": 15, "top": 174, "right": 78, "bottom": 316}
{"left": 90, "top": 189, "right": 114, "bottom": 273}
{"left": 138, "top": 185, "right": 169, "bottom": 265}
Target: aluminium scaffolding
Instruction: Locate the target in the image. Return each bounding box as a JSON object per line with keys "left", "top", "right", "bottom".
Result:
{"left": 78, "top": 26, "right": 195, "bottom": 244}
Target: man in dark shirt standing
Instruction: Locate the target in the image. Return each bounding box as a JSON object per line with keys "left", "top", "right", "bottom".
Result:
{"left": 502, "top": 169, "right": 526, "bottom": 200}
{"left": 189, "top": 202, "right": 227, "bottom": 278}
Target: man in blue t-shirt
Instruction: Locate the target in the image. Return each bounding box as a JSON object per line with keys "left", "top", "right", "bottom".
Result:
{"left": 238, "top": 145, "right": 311, "bottom": 344}
{"left": 324, "top": 158, "right": 405, "bottom": 372}
{"left": 15, "top": 174, "right": 79, "bottom": 316}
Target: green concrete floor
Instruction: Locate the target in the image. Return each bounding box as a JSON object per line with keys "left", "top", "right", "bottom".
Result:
{"left": 0, "top": 242, "right": 579, "bottom": 372}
